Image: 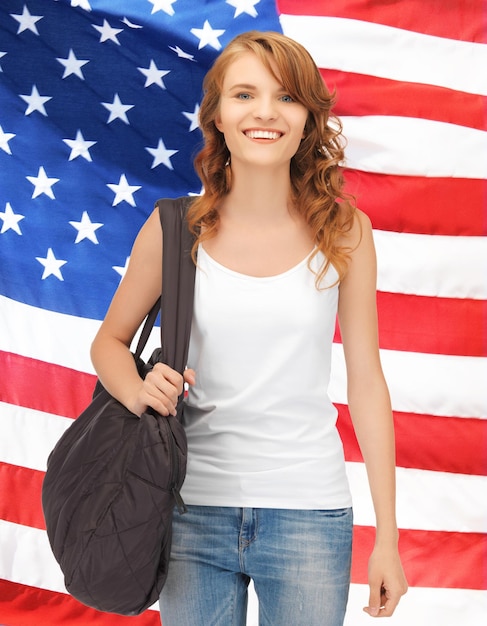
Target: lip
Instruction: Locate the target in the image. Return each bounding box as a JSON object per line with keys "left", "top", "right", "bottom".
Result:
{"left": 243, "top": 129, "right": 283, "bottom": 140}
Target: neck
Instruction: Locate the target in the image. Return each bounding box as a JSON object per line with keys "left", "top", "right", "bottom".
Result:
{"left": 222, "top": 162, "right": 293, "bottom": 220}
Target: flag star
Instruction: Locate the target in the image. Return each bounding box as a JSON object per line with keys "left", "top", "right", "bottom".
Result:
{"left": 26, "top": 166, "right": 60, "bottom": 199}
{"left": 122, "top": 17, "right": 143, "bottom": 29}
{"left": 148, "top": 0, "right": 177, "bottom": 16}
{"left": 0, "top": 202, "right": 25, "bottom": 235}
{"left": 63, "top": 130, "right": 97, "bottom": 161}
{"left": 182, "top": 104, "right": 200, "bottom": 132}
{"left": 101, "top": 93, "right": 134, "bottom": 124}
{"left": 226, "top": 0, "right": 260, "bottom": 17}
{"left": 0, "top": 51, "right": 6, "bottom": 72}
{"left": 191, "top": 20, "right": 225, "bottom": 51}
{"left": 70, "top": 0, "right": 92, "bottom": 10}
{"left": 0, "top": 125, "right": 16, "bottom": 154}
{"left": 92, "top": 19, "right": 123, "bottom": 45}
{"left": 36, "top": 248, "right": 67, "bottom": 281}
{"left": 56, "top": 49, "right": 89, "bottom": 79}
{"left": 138, "top": 60, "right": 170, "bottom": 89}
{"left": 107, "top": 174, "right": 141, "bottom": 207}
{"left": 10, "top": 5, "right": 43, "bottom": 35}
{"left": 146, "top": 138, "right": 178, "bottom": 170}
{"left": 168, "top": 45, "right": 195, "bottom": 61}
{"left": 69, "top": 211, "right": 103, "bottom": 243}
{"left": 113, "top": 257, "right": 130, "bottom": 279}
{"left": 20, "top": 85, "right": 52, "bottom": 116}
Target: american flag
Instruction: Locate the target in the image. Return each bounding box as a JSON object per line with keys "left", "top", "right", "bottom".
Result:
{"left": 0, "top": 1, "right": 485, "bottom": 625}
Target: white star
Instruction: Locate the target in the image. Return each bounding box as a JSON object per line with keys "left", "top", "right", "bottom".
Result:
{"left": 182, "top": 103, "right": 200, "bottom": 132}
{"left": 113, "top": 257, "right": 130, "bottom": 279}
{"left": 0, "top": 51, "right": 6, "bottom": 72}
{"left": 107, "top": 174, "right": 141, "bottom": 207}
{"left": 71, "top": 0, "right": 92, "bottom": 10}
{"left": 63, "top": 130, "right": 97, "bottom": 161}
{"left": 56, "top": 49, "right": 89, "bottom": 79}
{"left": 122, "top": 17, "right": 143, "bottom": 29}
{"left": 26, "top": 166, "right": 60, "bottom": 199}
{"left": 69, "top": 211, "right": 103, "bottom": 243}
{"left": 148, "top": 0, "right": 177, "bottom": 16}
{"left": 146, "top": 138, "right": 178, "bottom": 170}
{"left": 0, "top": 202, "right": 25, "bottom": 235}
{"left": 36, "top": 248, "right": 67, "bottom": 281}
{"left": 0, "top": 125, "right": 16, "bottom": 154}
{"left": 168, "top": 45, "right": 195, "bottom": 61}
{"left": 101, "top": 93, "right": 134, "bottom": 124}
{"left": 20, "top": 85, "right": 52, "bottom": 116}
{"left": 138, "top": 60, "right": 170, "bottom": 89}
{"left": 191, "top": 20, "right": 225, "bottom": 51}
{"left": 10, "top": 5, "right": 43, "bottom": 35}
{"left": 226, "top": 0, "right": 259, "bottom": 17}
{"left": 92, "top": 19, "right": 123, "bottom": 45}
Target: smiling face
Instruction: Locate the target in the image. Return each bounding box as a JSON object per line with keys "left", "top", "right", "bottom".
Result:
{"left": 214, "top": 52, "right": 308, "bottom": 171}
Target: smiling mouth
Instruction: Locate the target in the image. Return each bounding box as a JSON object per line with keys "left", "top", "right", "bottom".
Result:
{"left": 244, "top": 130, "right": 282, "bottom": 140}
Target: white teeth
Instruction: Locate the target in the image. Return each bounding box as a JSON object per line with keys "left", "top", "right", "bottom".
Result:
{"left": 245, "top": 130, "right": 281, "bottom": 140}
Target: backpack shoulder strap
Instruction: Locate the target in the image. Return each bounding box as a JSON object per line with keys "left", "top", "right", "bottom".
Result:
{"left": 156, "top": 196, "right": 196, "bottom": 374}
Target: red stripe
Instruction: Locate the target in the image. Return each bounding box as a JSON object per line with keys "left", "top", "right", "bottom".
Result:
{"left": 0, "top": 463, "right": 46, "bottom": 530}
{"left": 0, "top": 580, "right": 160, "bottom": 626}
{"left": 0, "top": 351, "right": 96, "bottom": 419}
{"left": 335, "top": 293, "right": 486, "bottom": 357}
{"left": 343, "top": 171, "right": 487, "bottom": 237}
{"left": 376, "top": 293, "right": 485, "bottom": 357}
{"left": 352, "top": 526, "right": 486, "bottom": 589}
{"left": 2, "top": 406, "right": 484, "bottom": 535}
{"left": 277, "top": 0, "right": 487, "bottom": 43}
{"left": 336, "top": 404, "right": 487, "bottom": 476}
{"left": 322, "top": 69, "right": 487, "bottom": 131}
{"left": 1, "top": 355, "right": 485, "bottom": 477}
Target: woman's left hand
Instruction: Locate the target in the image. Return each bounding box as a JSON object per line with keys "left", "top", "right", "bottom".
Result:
{"left": 363, "top": 545, "right": 408, "bottom": 617}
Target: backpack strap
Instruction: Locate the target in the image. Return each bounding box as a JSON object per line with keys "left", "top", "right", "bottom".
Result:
{"left": 156, "top": 197, "right": 196, "bottom": 375}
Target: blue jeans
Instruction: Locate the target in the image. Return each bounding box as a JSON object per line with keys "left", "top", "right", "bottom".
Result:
{"left": 159, "top": 506, "right": 353, "bottom": 626}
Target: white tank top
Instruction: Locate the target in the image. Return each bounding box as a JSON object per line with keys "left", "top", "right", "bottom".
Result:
{"left": 181, "top": 244, "right": 352, "bottom": 509}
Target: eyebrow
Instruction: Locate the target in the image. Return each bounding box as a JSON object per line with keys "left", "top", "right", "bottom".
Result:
{"left": 227, "top": 83, "right": 256, "bottom": 91}
{"left": 227, "top": 83, "right": 288, "bottom": 93}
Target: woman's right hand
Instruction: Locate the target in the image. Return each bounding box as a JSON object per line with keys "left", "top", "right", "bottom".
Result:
{"left": 130, "top": 364, "right": 196, "bottom": 418}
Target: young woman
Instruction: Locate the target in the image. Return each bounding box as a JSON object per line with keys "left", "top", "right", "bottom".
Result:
{"left": 91, "top": 31, "right": 407, "bottom": 626}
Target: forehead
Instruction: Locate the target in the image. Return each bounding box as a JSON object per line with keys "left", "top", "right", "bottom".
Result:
{"left": 222, "top": 51, "right": 282, "bottom": 88}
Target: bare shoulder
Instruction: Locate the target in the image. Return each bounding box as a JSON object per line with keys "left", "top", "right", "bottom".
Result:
{"left": 338, "top": 206, "right": 372, "bottom": 251}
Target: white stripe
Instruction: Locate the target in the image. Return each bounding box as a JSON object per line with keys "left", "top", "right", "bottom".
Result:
{"left": 345, "top": 585, "right": 487, "bottom": 626}
{"left": 373, "top": 230, "right": 487, "bottom": 300}
{"left": 2, "top": 295, "right": 486, "bottom": 419}
{"left": 330, "top": 343, "right": 487, "bottom": 419}
{"left": 341, "top": 116, "right": 487, "bottom": 179}
{"left": 0, "top": 521, "right": 159, "bottom": 609}
{"left": 1, "top": 520, "right": 486, "bottom": 626}
{"left": 279, "top": 14, "right": 487, "bottom": 96}
{"left": 0, "top": 295, "right": 161, "bottom": 373}
{"left": 2, "top": 403, "right": 485, "bottom": 533}
{"left": 346, "top": 461, "right": 487, "bottom": 533}
{"left": 0, "top": 402, "right": 71, "bottom": 472}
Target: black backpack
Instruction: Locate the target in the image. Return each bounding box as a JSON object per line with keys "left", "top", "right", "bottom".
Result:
{"left": 42, "top": 197, "right": 195, "bottom": 615}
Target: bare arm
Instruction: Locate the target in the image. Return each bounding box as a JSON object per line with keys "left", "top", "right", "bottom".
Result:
{"left": 337, "top": 210, "right": 408, "bottom": 617}
{"left": 90, "top": 208, "right": 193, "bottom": 417}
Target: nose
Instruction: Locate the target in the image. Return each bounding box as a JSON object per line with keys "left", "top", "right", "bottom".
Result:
{"left": 252, "top": 96, "right": 277, "bottom": 121}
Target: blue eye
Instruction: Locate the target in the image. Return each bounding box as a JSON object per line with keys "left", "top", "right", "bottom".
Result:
{"left": 237, "top": 93, "right": 251, "bottom": 100}
{"left": 280, "top": 94, "right": 294, "bottom": 103}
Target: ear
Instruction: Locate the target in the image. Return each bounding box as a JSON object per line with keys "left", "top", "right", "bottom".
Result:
{"left": 214, "top": 115, "right": 223, "bottom": 133}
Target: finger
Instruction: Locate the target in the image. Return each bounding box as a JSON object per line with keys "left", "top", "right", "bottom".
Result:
{"left": 183, "top": 368, "right": 196, "bottom": 386}
{"left": 152, "top": 363, "right": 185, "bottom": 395}
{"left": 363, "top": 583, "right": 382, "bottom": 617}
{"left": 379, "top": 591, "right": 401, "bottom": 618}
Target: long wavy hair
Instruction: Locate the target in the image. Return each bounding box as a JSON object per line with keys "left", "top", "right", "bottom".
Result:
{"left": 187, "top": 30, "right": 356, "bottom": 285}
